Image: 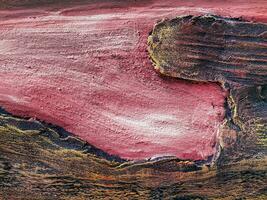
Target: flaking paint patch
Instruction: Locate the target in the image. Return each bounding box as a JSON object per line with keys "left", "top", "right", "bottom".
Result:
{"left": 104, "top": 112, "right": 184, "bottom": 137}
{"left": 0, "top": 0, "right": 235, "bottom": 161}
{"left": 0, "top": 94, "right": 28, "bottom": 104}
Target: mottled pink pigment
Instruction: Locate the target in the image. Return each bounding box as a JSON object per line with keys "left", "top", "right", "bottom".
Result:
{"left": 0, "top": 0, "right": 265, "bottom": 160}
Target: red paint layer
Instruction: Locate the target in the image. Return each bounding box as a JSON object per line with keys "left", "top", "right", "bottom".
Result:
{"left": 1, "top": 0, "right": 264, "bottom": 161}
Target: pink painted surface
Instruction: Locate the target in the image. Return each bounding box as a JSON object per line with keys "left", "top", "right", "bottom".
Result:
{"left": 1, "top": 0, "right": 265, "bottom": 160}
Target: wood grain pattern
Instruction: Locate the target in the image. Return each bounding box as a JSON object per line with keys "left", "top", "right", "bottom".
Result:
{"left": 148, "top": 15, "right": 267, "bottom": 85}
{"left": 148, "top": 16, "right": 267, "bottom": 161}
{"left": 0, "top": 109, "right": 266, "bottom": 199}
{"left": 0, "top": 1, "right": 267, "bottom": 199}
